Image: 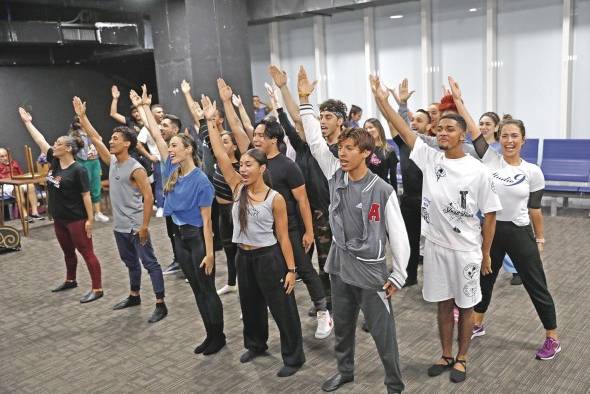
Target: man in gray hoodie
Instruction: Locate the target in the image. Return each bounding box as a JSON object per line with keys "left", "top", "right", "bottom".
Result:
{"left": 298, "top": 66, "right": 410, "bottom": 394}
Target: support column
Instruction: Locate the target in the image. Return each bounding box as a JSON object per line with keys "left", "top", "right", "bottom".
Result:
{"left": 486, "top": 0, "right": 497, "bottom": 112}
{"left": 150, "top": 0, "right": 253, "bottom": 124}
{"left": 559, "top": 0, "right": 573, "bottom": 138}
{"left": 420, "top": 0, "right": 433, "bottom": 107}
{"left": 363, "top": 7, "right": 376, "bottom": 118}
{"left": 313, "top": 15, "right": 328, "bottom": 103}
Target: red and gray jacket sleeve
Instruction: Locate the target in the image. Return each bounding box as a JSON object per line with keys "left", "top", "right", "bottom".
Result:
{"left": 384, "top": 192, "right": 410, "bottom": 289}
{"left": 300, "top": 103, "right": 340, "bottom": 180}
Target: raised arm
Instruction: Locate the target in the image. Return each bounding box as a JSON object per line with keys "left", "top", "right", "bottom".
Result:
{"left": 180, "top": 79, "right": 203, "bottom": 126}
{"left": 72, "top": 97, "right": 111, "bottom": 165}
{"left": 110, "top": 85, "right": 127, "bottom": 125}
{"left": 269, "top": 65, "right": 306, "bottom": 141}
{"left": 135, "top": 85, "right": 168, "bottom": 161}
{"left": 391, "top": 78, "right": 414, "bottom": 125}
{"left": 232, "top": 94, "right": 254, "bottom": 137}
{"left": 18, "top": 108, "right": 51, "bottom": 154}
{"left": 201, "top": 95, "right": 241, "bottom": 191}
{"left": 217, "top": 78, "right": 251, "bottom": 154}
{"left": 297, "top": 66, "right": 340, "bottom": 179}
{"left": 448, "top": 76, "right": 480, "bottom": 141}
{"left": 370, "top": 75, "right": 417, "bottom": 148}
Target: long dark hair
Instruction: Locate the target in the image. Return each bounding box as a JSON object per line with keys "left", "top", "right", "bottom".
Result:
{"left": 237, "top": 148, "right": 272, "bottom": 235}
{"left": 364, "top": 118, "right": 390, "bottom": 152}
{"left": 163, "top": 134, "right": 201, "bottom": 193}
{"left": 221, "top": 131, "right": 241, "bottom": 161}
{"left": 258, "top": 115, "right": 287, "bottom": 154}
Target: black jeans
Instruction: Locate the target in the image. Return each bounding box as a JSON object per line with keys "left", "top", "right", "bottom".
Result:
{"left": 218, "top": 202, "right": 237, "bottom": 286}
{"left": 400, "top": 195, "right": 422, "bottom": 282}
{"left": 237, "top": 244, "right": 305, "bottom": 367}
{"left": 475, "top": 221, "right": 557, "bottom": 330}
{"left": 173, "top": 222, "right": 225, "bottom": 338}
{"left": 165, "top": 215, "right": 179, "bottom": 263}
{"left": 289, "top": 223, "right": 327, "bottom": 311}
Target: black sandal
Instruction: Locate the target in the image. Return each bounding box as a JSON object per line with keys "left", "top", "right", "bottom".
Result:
{"left": 450, "top": 359, "right": 467, "bottom": 383}
{"left": 427, "top": 356, "right": 455, "bottom": 377}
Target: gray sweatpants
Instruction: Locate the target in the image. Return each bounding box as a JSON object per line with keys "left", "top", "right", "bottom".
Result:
{"left": 331, "top": 274, "right": 404, "bottom": 393}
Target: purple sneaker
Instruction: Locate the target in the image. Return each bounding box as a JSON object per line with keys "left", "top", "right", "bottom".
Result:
{"left": 471, "top": 324, "right": 486, "bottom": 339}
{"left": 535, "top": 337, "right": 561, "bottom": 360}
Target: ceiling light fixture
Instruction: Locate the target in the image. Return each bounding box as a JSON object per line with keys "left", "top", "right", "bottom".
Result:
{"left": 469, "top": 8, "right": 477, "bottom": 12}
{"left": 389, "top": 15, "right": 404, "bottom": 19}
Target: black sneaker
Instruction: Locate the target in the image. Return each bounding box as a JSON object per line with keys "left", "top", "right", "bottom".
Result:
{"left": 148, "top": 303, "right": 168, "bottom": 323}
{"left": 162, "top": 261, "right": 180, "bottom": 275}
{"left": 510, "top": 274, "right": 523, "bottom": 285}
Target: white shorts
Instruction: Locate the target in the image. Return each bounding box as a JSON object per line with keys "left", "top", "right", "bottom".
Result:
{"left": 1, "top": 184, "right": 15, "bottom": 199}
{"left": 422, "top": 239, "right": 482, "bottom": 308}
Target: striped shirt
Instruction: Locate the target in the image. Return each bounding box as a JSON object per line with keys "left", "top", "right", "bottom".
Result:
{"left": 213, "top": 161, "right": 240, "bottom": 201}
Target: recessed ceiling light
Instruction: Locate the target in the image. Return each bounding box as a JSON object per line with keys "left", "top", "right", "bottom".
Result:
{"left": 389, "top": 15, "right": 404, "bottom": 19}
{"left": 469, "top": 8, "right": 477, "bottom": 12}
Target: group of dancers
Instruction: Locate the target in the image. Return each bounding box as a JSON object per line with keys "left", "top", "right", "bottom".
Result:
{"left": 17, "top": 64, "right": 560, "bottom": 393}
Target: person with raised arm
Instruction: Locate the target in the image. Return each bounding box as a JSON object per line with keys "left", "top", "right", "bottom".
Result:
{"left": 110, "top": 85, "right": 144, "bottom": 131}
{"left": 73, "top": 96, "right": 167, "bottom": 323}
{"left": 298, "top": 66, "right": 409, "bottom": 393}
{"left": 231, "top": 93, "right": 255, "bottom": 136}
{"left": 203, "top": 93, "right": 305, "bottom": 377}
{"left": 448, "top": 77, "right": 560, "bottom": 361}
{"left": 133, "top": 86, "right": 226, "bottom": 355}
{"left": 269, "top": 64, "right": 333, "bottom": 316}
{"left": 372, "top": 74, "right": 501, "bottom": 383}
{"left": 18, "top": 107, "right": 103, "bottom": 303}
{"left": 218, "top": 78, "right": 333, "bottom": 339}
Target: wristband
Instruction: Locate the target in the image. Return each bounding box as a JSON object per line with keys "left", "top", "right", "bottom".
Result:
{"left": 536, "top": 238, "right": 545, "bottom": 244}
{"left": 287, "top": 268, "right": 296, "bottom": 274}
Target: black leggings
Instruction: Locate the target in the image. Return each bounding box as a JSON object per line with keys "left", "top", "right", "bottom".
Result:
{"left": 218, "top": 202, "right": 237, "bottom": 286}
{"left": 237, "top": 244, "right": 305, "bottom": 367}
{"left": 475, "top": 221, "right": 557, "bottom": 330}
{"left": 173, "top": 223, "right": 225, "bottom": 338}
{"left": 400, "top": 195, "right": 421, "bottom": 282}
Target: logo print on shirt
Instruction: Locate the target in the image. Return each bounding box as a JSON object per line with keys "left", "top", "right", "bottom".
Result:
{"left": 460, "top": 191, "right": 469, "bottom": 209}
{"left": 46, "top": 171, "right": 62, "bottom": 189}
{"left": 368, "top": 203, "right": 380, "bottom": 222}
{"left": 421, "top": 197, "right": 432, "bottom": 224}
{"left": 434, "top": 165, "right": 447, "bottom": 181}
{"left": 492, "top": 172, "right": 526, "bottom": 187}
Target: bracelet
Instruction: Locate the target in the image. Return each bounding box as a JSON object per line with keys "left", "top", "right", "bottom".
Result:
{"left": 298, "top": 93, "right": 310, "bottom": 98}
{"left": 287, "top": 268, "right": 296, "bottom": 274}
{"left": 536, "top": 238, "right": 545, "bottom": 244}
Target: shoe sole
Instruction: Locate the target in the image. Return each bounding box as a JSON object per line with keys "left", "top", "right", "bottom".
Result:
{"left": 315, "top": 327, "right": 333, "bottom": 340}
{"left": 162, "top": 270, "right": 180, "bottom": 275}
{"left": 536, "top": 345, "right": 561, "bottom": 360}
{"left": 471, "top": 330, "right": 486, "bottom": 339}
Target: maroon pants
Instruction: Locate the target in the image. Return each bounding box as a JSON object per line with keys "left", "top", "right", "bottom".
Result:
{"left": 54, "top": 219, "right": 102, "bottom": 289}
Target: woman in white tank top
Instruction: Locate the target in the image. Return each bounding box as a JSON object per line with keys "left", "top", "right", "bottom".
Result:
{"left": 203, "top": 96, "right": 305, "bottom": 377}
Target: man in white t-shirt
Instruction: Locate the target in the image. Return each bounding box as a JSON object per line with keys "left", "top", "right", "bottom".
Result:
{"left": 137, "top": 104, "right": 165, "bottom": 217}
{"left": 371, "top": 75, "right": 501, "bottom": 384}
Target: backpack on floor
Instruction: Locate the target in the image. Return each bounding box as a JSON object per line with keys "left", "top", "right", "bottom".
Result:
{"left": 0, "top": 226, "right": 21, "bottom": 253}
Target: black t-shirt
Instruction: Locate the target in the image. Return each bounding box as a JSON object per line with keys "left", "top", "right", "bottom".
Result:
{"left": 46, "top": 148, "right": 90, "bottom": 221}
{"left": 393, "top": 135, "right": 423, "bottom": 197}
{"left": 278, "top": 109, "right": 330, "bottom": 214}
{"left": 125, "top": 116, "right": 143, "bottom": 132}
{"left": 368, "top": 146, "right": 398, "bottom": 191}
{"left": 266, "top": 153, "right": 305, "bottom": 229}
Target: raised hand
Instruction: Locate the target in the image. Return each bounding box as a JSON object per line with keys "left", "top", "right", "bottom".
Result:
{"left": 217, "top": 78, "right": 233, "bottom": 102}
{"left": 297, "top": 66, "right": 317, "bottom": 97}
{"left": 396, "top": 78, "right": 415, "bottom": 104}
{"left": 369, "top": 74, "right": 389, "bottom": 101}
{"left": 141, "top": 84, "right": 152, "bottom": 106}
{"left": 265, "top": 83, "right": 278, "bottom": 107}
{"left": 129, "top": 89, "right": 142, "bottom": 108}
{"left": 18, "top": 107, "right": 32, "bottom": 123}
{"left": 190, "top": 100, "right": 204, "bottom": 120}
{"left": 268, "top": 65, "right": 288, "bottom": 88}
{"left": 111, "top": 85, "right": 120, "bottom": 99}
{"left": 448, "top": 76, "right": 462, "bottom": 101}
{"left": 231, "top": 94, "right": 242, "bottom": 108}
{"left": 201, "top": 95, "right": 217, "bottom": 121}
{"left": 72, "top": 96, "right": 87, "bottom": 117}
{"left": 181, "top": 79, "right": 191, "bottom": 94}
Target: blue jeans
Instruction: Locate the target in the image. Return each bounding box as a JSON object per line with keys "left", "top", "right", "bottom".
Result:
{"left": 114, "top": 230, "right": 165, "bottom": 299}
{"left": 153, "top": 161, "right": 164, "bottom": 208}
{"left": 503, "top": 254, "right": 517, "bottom": 274}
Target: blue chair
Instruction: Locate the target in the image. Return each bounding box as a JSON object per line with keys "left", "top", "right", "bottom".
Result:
{"left": 521, "top": 138, "right": 539, "bottom": 165}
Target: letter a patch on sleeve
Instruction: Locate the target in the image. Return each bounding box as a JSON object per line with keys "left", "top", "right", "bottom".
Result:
{"left": 368, "top": 203, "right": 380, "bottom": 222}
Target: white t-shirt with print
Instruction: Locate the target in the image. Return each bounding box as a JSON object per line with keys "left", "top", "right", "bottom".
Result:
{"left": 410, "top": 137, "right": 502, "bottom": 252}
{"left": 137, "top": 127, "right": 161, "bottom": 160}
{"left": 482, "top": 148, "right": 544, "bottom": 226}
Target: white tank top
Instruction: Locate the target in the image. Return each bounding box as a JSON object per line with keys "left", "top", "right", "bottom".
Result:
{"left": 231, "top": 187, "right": 278, "bottom": 247}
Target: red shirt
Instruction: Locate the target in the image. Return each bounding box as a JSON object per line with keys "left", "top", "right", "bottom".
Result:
{"left": 0, "top": 160, "right": 23, "bottom": 179}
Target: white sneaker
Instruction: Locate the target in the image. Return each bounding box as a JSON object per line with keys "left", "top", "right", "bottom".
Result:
{"left": 315, "top": 310, "right": 333, "bottom": 339}
{"left": 94, "top": 212, "right": 109, "bottom": 223}
{"left": 217, "top": 284, "right": 237, "bottom": 296}
{"left": 155, "top": 208, "right": 164, "bottom": 218}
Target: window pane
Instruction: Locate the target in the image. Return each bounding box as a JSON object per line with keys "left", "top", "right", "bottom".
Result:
{"left": 571, "top": 0, "right": 590, "bottom": 138}
{"left": 497, "top": 0, "right": 562, "bottom": 138}
{"left": 375, "top": 1, "right": 422, "bottom": 108}
{"left": 432, "top": 0, "right": 486, "bottom": 117}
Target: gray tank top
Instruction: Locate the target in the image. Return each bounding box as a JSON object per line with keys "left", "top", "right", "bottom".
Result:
{"left": 232, "top": 187, "right": 278, "bottom": 247}
{"left": 109, "top": 156, "right": 145, "bottom": 233}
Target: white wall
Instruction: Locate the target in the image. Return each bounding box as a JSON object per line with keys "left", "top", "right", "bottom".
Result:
{"left": 571, "top": 0, "right": 590, "bottom": 138}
